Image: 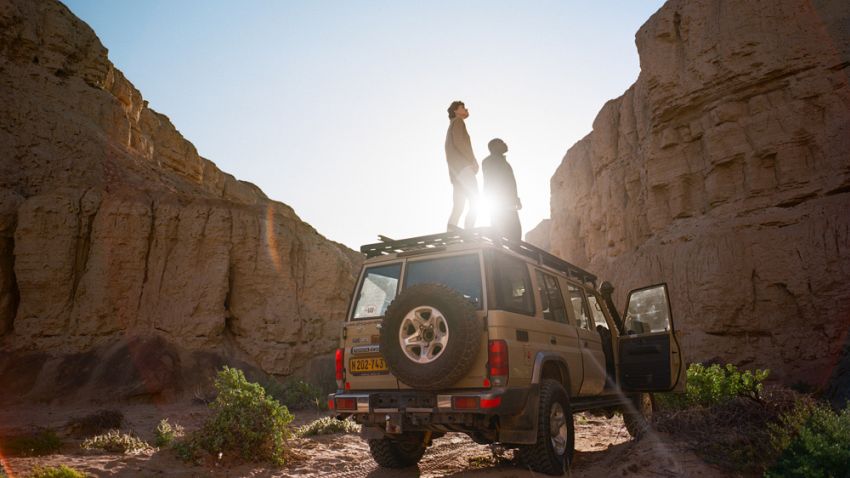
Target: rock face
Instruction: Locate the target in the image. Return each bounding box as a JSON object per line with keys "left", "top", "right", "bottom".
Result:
{"left": 0, "top": 0, "right": 361, "bottom": 402}
{"left": 548, "top": 0, "right": 850, "bottom": 391}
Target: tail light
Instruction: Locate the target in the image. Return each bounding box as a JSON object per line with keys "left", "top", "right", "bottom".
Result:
{"left": 335, "top": 397, "right": 356, "bottom": 411}
{"left": 335, "top": 348, "right": 345, "bottom": 389}
{"left": 452, "top": 397, "right": 479, "bottom": 410}
{"left": 488, "top": 339, "right": 509, "bottom": 386}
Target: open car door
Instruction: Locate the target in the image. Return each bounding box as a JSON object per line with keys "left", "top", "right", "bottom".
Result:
{"left": 618, "top": 283, "right": 685, "bottom": 392}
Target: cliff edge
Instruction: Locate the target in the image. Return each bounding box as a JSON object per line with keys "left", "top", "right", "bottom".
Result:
{"left": 548, "top": 0, "right": 850, "bottom": 395}
{"left": 0, "top": 0, "right": 361, "bottom": 402}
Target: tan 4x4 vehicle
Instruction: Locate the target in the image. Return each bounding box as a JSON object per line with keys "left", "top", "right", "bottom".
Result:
{"left": 330, "top": 231, "right": 685, "bottom": 475}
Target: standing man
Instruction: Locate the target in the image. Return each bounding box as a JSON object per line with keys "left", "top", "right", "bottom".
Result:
{"left": 445, "top": 101, "right": 479, "bottom": 231}
{"left": 482, "top": 138, "right": 522, "bottom": 241}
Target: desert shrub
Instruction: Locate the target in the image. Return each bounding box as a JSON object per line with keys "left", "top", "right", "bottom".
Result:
{"left": 154, "top": 418, "right": 184, "bottom": 448}
{"left": 67, "top": 410, "right": 123, "bottom": 438}
{"left": 657, "top": 363, "right": 769, "bottom": 409}
{"left": 180, "top": 366, "right": 294, "bottom": 465}
{"left": 766, "top": 402, "right": 850, "bottom": 477}
{"left": 1, "top": 428, "right": 62, "bottom": 456}
{"left": 264, "top": 379, "right": 327, "bottom": 411}
{"left": 80, "top": 430, "right": 151, "bottom": 454}
{"left": 28, "top": 465, "right": 88, "bottom": 478}
{"left": 654, "top": 385, "right": 802, "bottom": 473}
{"left": 295, "top": 416, "right": 360, "bottom": 437}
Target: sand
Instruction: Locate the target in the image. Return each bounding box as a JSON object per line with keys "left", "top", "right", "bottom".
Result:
{"left": 1, "top": 402, "right": 733, "bottom": 477}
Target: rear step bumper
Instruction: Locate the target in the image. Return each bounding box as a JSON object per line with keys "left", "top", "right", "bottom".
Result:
{"left": 330, "top": 387, "right": 530, "bottom": 415}
{"left": 330, "top": 387, "right": 540, "bottom": 444}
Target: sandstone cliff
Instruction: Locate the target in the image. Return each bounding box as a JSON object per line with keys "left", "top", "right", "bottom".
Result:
{"left": 547, "top": 0, "right": 850, "bottom": 392}
{"left": 0, "top": 0, "right": 361, "bottom": 402}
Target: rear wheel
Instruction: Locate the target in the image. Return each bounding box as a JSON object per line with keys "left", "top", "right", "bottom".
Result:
{"left": 623, "top": 392, "right": 654, "bottom": 439}
{"left": 518, "top": 380, "right": 574, "bottom": 475}
{"left": 368, "top": 432, "right": 427, "bottom": 468}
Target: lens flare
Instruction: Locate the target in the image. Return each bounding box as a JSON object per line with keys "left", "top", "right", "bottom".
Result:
{"left": 265, "top": 203, "right": 282, "bottom": 273}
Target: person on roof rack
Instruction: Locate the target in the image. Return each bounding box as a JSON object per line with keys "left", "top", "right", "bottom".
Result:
{"left": 482, "top": 138, "right": 522, "bottom": 242}
{"left": 445, "top": 100, "right": 479, "bottom": 232}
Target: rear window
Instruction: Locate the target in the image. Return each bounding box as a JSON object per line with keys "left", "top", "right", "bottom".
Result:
{"left": 404, "top": 254, "right": 483, "bottom": 309}
{"left": 352, "top": 263, "right": 402, "bottom": 319}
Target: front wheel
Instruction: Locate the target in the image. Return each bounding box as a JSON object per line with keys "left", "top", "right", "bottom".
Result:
{"left": 518, "top": 380, "right": 575, "bottom": 475}
{"left": 368, "top": 432, "right": 427, "bottom": 468}
{"left": 623, "top": 392, "right": 654, "bottom": 439}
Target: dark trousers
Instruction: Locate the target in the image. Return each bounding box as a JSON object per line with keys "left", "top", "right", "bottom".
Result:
{"left": 491, "top": 209, "right": 521, "bottom": 242}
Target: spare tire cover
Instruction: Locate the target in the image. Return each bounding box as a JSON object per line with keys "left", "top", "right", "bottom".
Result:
{"left": 380, "top": 283, "right": 480, "bottom": 390}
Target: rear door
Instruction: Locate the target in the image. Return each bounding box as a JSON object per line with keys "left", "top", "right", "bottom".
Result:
{"left": 618, "top": 283, "right": 685, "bottom": 392}
{"left": 530, "top": 270, "right": 582, "bottom": 394}
{"left": 345, "top": 262, "right": 402, "bottom": 390}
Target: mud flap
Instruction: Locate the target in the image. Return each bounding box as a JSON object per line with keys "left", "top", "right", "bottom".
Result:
{"left": 497, "top": 384, "right": 539, "bottom": 445}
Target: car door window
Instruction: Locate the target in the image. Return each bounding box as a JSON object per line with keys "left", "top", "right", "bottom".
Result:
{"left": 352, "top": 263, "right": 402, "bottom": 319}
{"left": 567, "top": 284, "right": 592, "bottom": 330}
{"left": 586, "top": 294, "right": 609, "bottom": 330}
{"left": 404, "top": 254, "right": 483, "bottom": 309}
{"left": 536, "top": 270, "right": 567, "bottom": 323}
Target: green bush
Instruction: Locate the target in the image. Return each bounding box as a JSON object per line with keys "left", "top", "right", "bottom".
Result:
{"left": 28, "top": 465, "right": 88, "bottom": 478}
{"left": 766, "top": 402, "right": 850, "bottom": 477}
{"left": 295, "top": 416, "right": 360, "bottom": 437}
{"left": 182, "top": 366, "right": 294, "bottom": 465}
{"left": 1, "top": 428, "right": 62, "bottom": 456}
{"left": 80, "top": 430, "right": 152, "bottom": 454}
{"left": 264, "top": 379, "right": 327, "bottom": 411}
{"left": 154, "top": 418, "right": 184, "bottom": 448}
{"left": 657, "top": 363, "right": 769, "bottom": 409}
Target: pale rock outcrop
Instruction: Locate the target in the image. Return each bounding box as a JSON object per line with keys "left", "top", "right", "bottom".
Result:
{"left": 548, "top": 0, "right": 850, "bottom": 392}
{"left": 0, "top": 0, "right": 361, "bottom": 401}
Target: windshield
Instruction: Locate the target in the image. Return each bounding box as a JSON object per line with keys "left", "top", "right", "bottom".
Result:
{"left": 352, "top": 263, "right": 402, "bottom": 319}
{"left": 404, "top": 254, "right": 483, "bottom": 308}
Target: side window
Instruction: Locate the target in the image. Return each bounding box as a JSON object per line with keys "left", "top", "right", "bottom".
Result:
{"left": 535, "top": 270, "right": 567, "bottom": 323}
{"left": 566, "top": 284, "right": 592, "bottom": 330}
{"left": 586, "top": 294, "right": 609, "bottom": 330}
{"left": 494, "top": 255, "right": 534, "bottom": 316}
{"left": 535, "top": 271, "right": 552, "bottom": 320}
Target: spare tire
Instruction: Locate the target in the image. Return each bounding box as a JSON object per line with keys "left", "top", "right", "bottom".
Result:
{"left": 380, "top": 283, "right": 480, "bottom": 390}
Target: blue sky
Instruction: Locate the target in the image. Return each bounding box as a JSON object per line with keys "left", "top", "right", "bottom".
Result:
{"left": 62, "top": 1, "right": 664, "bottom": 249}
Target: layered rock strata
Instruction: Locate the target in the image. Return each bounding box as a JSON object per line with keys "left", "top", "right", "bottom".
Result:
{"left": 548, "top": 0, "right": 850, "bottom": 391}
{"left": 0, "top": 0, "right": 360, "bottom": 402}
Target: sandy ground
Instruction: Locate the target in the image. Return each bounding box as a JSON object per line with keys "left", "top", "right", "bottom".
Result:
{"left": 1, "top": 402, "right": 734, "bottom": 477}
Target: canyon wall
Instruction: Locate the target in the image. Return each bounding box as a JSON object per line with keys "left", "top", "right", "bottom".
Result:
{"left": 546, "top": 0, "right": 850, "bottom": 392}
{"left": 0, "top": 0, "right": 360, "bottom": 402}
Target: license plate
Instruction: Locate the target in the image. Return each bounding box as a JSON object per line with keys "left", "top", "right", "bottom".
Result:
{"left": 349, "top": 357, "right": 388, "bottom": 374}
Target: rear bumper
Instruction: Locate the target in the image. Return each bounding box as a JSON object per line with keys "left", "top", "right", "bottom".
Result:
{"left": 330, "top": 387, "right": 529, "bottom": 415}
{"left": 329, "top": 386, "right": 539, "bottom": 444}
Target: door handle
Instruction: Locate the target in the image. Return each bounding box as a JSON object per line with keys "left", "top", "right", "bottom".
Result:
{"left": 550, "top": 337, "right": 557, "bottom": 345}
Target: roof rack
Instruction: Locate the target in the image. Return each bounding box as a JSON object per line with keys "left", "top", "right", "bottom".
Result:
{"left": 360, "top": 229, "right": 597, "bottom": 287}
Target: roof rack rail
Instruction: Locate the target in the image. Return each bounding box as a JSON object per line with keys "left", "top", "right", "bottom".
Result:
{"left": 360, "top": 229, "right": 597, "bottom": 287}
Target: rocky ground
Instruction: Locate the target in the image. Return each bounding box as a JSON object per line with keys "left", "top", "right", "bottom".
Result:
{"left": 1, "top": 402, "right": 731, "bottom": 477}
